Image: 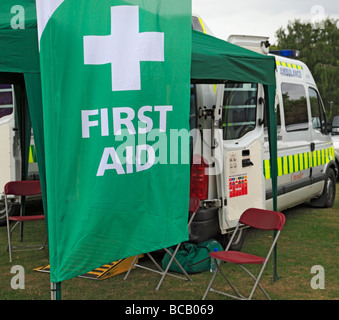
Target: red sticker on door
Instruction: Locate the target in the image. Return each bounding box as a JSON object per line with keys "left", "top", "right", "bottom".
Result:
{"left": 229, "top": 175, "right": 248, "bottom": 198}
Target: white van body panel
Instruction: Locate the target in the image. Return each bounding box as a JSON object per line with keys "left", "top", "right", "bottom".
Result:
{"left": 0, "top": 123, "right": 13, "bottom": 192}
{"left": 0, "top": 85, "right": 20, "bottom": 195}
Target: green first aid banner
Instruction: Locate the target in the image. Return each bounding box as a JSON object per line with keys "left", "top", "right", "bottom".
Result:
{"left": 36, "top": 0, "right": 191, "bottom": 282}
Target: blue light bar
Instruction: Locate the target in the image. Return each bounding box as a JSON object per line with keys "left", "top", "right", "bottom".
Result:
{"left": 270, "top": 49, "right": 300, "bottom": 58}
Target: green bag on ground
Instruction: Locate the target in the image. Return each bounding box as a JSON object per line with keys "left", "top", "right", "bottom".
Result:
{"left": 162, "top": 239, "right": 223, "bottom": 274}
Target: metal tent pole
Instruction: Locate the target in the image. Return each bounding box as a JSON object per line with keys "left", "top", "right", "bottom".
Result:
{"left": 51, "top": 282, "right": 61, "bottom": 300}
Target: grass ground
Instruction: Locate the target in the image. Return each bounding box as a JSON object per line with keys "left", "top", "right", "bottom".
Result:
{"left": 0, "top": 184, "right": 338, "bottom": 300}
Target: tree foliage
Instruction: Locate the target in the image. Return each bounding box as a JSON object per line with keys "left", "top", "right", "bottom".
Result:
{"left": 275, "top": 18, "right": 339, "bottom": 121}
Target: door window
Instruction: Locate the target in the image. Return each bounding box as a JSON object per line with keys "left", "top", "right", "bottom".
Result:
{"left": 281, "top": 83, "right": 308, "bottom": 132}
{"left": 309, "top": 87, "right": 328, "bottom": 134}
{"left": 221, "top": 83, "right": 258, "bottom": 140}
{"left": 0, "top": 84, "right": 13, "bottom": 119}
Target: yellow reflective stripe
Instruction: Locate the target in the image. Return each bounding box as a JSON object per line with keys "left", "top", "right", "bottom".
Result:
{"left": 29, "top": 147, "right": 34, "bottom": 163}
{"left": 283, "top": 156, "right": 288, "bottom": 175}
{"left": 276, "top": 60, "right": 303, "bottom": 70}
{"left": 264, "top": 159, "right": 271, "bottom": 179}
{"left": 322, "top": 148, "right": 325, "bottom": 164}
{"left": 198, "top": 17, "right": 207, "bottom": 34}
{"left": 326, "top": 148, "right": 330, "bottom": 162}
{"left": 294, "top": 154, "right": 299, "bottom": 171}
{"left": 313, "top": 151, "right": 317, "bottom": 166}
{"left": 288, "top": 155, "right": 293, "bottom": 173}
{"left": 264, "top": 147, "right": 334, "bottom": 179}
{"left": 277, "top": 157, "right": 282, "bottom": 176}
{"left": 318, "top": 150, "right": 321, "bottom": 165}
{"left": 304, "top": 152, "right": 308, "bottom": 169}
{"left": 330, "top": 147, "right": 335, "bottom": 160}
{"left": 299, "top": 153, "right": 304, "bottom": 170}
{"left": 28, "top": 145, "right": 37, "bottom": 163}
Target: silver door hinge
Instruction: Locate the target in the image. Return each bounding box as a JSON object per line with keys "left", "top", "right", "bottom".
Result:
{"left": 201, "top": 199, "right": 222, "bottom": 209}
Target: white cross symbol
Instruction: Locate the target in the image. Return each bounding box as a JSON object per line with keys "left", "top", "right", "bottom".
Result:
{"left": 83, "top": 6, "right": 164, "bottom": 91}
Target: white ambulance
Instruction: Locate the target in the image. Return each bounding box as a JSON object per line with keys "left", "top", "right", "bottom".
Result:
{"left": 189, "top": 31, "right": 337, "bottom": 249}
{"left": 0, "top": 84, "right": 39, "bottom": 226}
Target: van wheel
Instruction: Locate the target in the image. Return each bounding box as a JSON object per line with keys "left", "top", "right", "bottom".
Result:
{"left": 323, "top": 169, "right": 336, "bottom": 207}
{"left": 218, "top": 229, "right": 247, "bottom": 251}
{"left": 311, "top": 169, "right": 336, "bottom": 208}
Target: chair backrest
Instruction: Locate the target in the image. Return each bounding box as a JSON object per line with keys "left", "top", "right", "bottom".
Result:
{"left": 239, "top": 208, "right": 285, "bottom": 231}
{"left": 4, "top": 181, "right": 41, "bottom": 196}
{"left": 189, "top": 197, "right": 200, "bottom": 213}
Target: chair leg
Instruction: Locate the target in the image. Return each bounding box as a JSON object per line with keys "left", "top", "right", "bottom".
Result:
{"left": 5, "top": 196, "right": 13, "bottom": 262}
{"left": 239, "top": 265, "right": 271, "bottom": 300}
{"left": 6, "top": 218, "right": 47, "bottom": 260}
{"left": 216, "top": 262, "right": 245, "bottom": 299}
{"left": 6, "top": 220, "right": 12, "bottom": 262}
{"left": 40, "top": 234, "right": 48, "bottom": 250}
{"left": 146, "top": 252, "right": 164, "bottom": 274}
{"left": 123, "top": 254, "right": 140, "bottom": 280}
{"left": 19, "top": 196, "right": 25, "bottom": 242}
{"left": 124, "top": 253, "right": 166, "bottom": 281}
{"left": 156, "top": 245, "right": 192, "bottom": 290}
{"left": 203, "top": 260, "right": 253, "bottom": 300}
{"left": 202, "top": 262, "right": 219, "bottom": 300}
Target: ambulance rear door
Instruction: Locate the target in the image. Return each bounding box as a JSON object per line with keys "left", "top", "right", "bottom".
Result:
{"left": 0, "top": 84, "right": 20, "bottom": 191}
{"left": 215, "top": 82, "right": 266, "bottom": 231}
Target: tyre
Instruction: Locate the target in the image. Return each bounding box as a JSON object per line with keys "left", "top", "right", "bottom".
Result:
{"left": 311, "top": 168, "right": 336, "bottom": 208}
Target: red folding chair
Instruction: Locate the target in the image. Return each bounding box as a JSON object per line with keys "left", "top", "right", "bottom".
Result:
{"left": 4, "top": 180, "right": 47, "bottom": 262}
{"left": 124, "top": 197, "right": 200, "bottom": 290}
{"left": 202, "top": 208, "right": 285, "bottom": 300}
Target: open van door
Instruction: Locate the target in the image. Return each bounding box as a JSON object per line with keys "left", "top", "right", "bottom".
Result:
{"left": 215, "top": 82, "right": 266, "bottom": 231}
{"left": 0, "top": 84, "right": 21, "bottom": 225}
